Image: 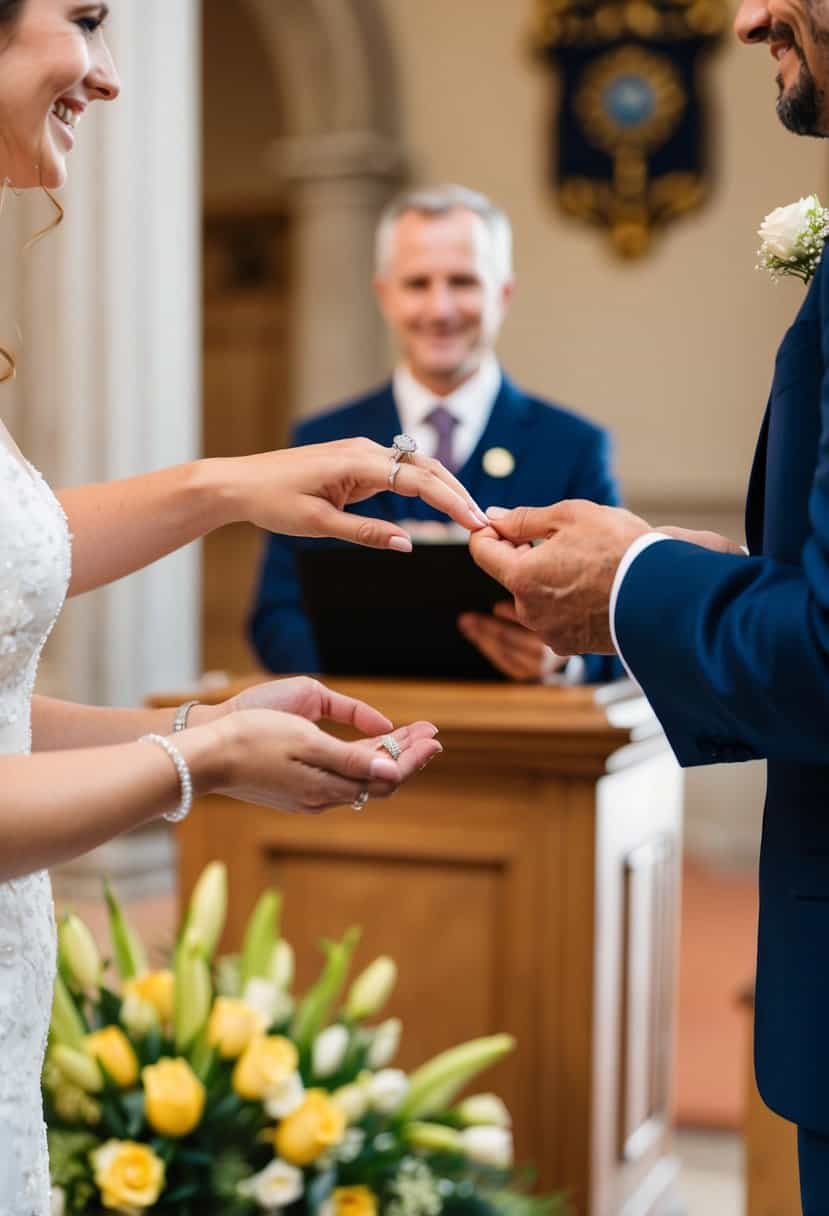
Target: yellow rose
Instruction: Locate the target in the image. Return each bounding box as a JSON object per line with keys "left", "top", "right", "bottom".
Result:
{"left": 275, "top": 1089, "right": 346, "bottom": 1166}
{"left": 123, "top": 970, "right": 174, "bottom": 1024}
{"left": 207, "top": 997, "right": 267, "bottom": 1060}
{"left": 232, "top": 1035, "right": 298, "bottom": 1102}
{"left": 85, "top": 1027, "right": 139, "bottom": 1089}
{"left": 142, "top": 1058, "right": 206, "bottom": 1138}
{"left": 90, "top": 1140, "right": 164, "bottom": 1210}
{"left": 331, "top": 1187, "right": 378, "bottom": 1216}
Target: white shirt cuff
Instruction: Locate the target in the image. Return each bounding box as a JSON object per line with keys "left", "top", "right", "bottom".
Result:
{"left": 609, "top": 533, "right": 670, "bottom": 682}
{"left": 541, "top": 654, "right": 585, "bottom": 686}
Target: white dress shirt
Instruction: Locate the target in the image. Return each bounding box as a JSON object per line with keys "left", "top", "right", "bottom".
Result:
{"left": 392, "top": 353, "right": 501, "bottom": 469}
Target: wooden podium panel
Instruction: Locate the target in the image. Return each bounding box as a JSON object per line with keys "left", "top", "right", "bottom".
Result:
{"left": 154, "top": 679, "right": 683, "bottom": 1216}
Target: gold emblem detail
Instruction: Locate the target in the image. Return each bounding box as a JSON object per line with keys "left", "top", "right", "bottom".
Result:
{"left": 482, "top": 447, "right": 515, "bottom": 478}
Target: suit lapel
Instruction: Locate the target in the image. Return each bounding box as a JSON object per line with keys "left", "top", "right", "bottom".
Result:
{"left": 460, "top": 376, "right": 534, "bottom": 508}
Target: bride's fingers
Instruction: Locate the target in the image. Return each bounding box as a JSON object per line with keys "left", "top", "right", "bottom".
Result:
{"left": 392, "top": 459, "right": 487, "bottom": 531}
{"left": 405, "top": 453, "right": 487, "bottom": 525}
{"left": 307, "top": 500, "right": 415, "bottom": 552}
{"left": 317, "top": 687, "right": 394, "bottom": 736}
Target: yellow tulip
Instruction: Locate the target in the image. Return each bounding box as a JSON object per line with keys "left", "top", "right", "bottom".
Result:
{"left": 275, "top": 1089, "right": 346, "bottom": 1166}
{"left": 91, "top": 1140, "right": 164, "bottom": 1210}
{"left": 232, "top": 1035, "right": 298, "bottom": 1102}
{"left": 142, "top": 1058, "right": 206, "bottom": 1138}
{"left": 331, "top": 1187, "right": 378, "bottom": 1216}
{"left": 123, "top": 970, "right": 174, "bottom": 1025}
{"left": 207, "top": 996, "right": 267, "bottom": 1060}
{"left": 85, "top": 1027, "right": 139, "bottom": 1089}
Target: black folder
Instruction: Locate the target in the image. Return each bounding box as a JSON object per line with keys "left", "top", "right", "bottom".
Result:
{"left": 296, "top": 542, "right": 509, "bottom": 681}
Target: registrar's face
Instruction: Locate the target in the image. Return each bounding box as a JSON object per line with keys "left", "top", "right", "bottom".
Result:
{"left": 0, "top": 0, "right": 119, "bottom": 189}
{"left": 736, "top": 0, "right": 829, "bottom": 136}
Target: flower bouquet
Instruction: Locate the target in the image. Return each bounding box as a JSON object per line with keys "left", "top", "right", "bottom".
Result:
{"left": 45, "top": 863, "right": 567, "bottom": 1216}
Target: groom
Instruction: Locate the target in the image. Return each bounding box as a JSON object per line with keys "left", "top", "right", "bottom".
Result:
{"left": 471, "top": 0, "right": 829, "bottom": 1209}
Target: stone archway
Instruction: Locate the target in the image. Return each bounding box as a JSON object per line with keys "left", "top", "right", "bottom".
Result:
{"left": 237, "top": 0, "right": 408, "bottom": 414}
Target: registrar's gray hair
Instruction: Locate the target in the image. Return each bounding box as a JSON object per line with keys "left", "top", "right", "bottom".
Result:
{"left": 375, "top": 184, "right": 513, "bottom": 283}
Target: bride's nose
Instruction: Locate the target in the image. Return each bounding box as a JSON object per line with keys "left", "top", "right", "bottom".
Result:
{"left": 85, "top": 39, "right": 120, "bottom": 103}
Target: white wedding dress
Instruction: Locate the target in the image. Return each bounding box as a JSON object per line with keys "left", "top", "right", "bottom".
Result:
{"left": 0, "top": 442, "right": 71, "bottom": 1215}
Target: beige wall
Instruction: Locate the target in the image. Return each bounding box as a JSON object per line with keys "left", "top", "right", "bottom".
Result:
{"left": 380, "top": 0, "right": 827, "bottom": 512}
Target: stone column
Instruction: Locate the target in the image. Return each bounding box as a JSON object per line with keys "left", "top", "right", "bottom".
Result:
{"left": 271, "top": 131, "right": 406, "bottom": 417}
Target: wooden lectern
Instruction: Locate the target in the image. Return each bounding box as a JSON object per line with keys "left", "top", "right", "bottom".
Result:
{"left": 154, "top": 678, "right": 683, "bottom": 1216}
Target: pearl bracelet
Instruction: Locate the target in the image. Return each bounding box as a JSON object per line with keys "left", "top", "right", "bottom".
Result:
{"left": 140, "top": 733, "right": 193, "bottom": 824}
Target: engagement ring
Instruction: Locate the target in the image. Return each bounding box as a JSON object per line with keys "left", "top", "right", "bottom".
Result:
{"left": 389, "top": 433, "right": 417, "bottom": 488}
{"left": 378, "top": 734, "right": 402, "bottom": 761}
{"left": 351, "top": 788, "right": 369, "bottom": 812}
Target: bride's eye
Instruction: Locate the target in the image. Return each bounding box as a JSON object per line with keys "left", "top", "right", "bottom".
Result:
{"left": 75, "top": 14, "right": 105, "bottom": 36}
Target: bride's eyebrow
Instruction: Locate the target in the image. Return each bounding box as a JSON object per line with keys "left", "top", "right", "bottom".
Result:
{"left": 70, "top": 3, "right": 110, "bottom": 20}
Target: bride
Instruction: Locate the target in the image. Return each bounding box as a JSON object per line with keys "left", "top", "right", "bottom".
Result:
{"left": 0, "top": 2, "right": 489, "bottom": 1211}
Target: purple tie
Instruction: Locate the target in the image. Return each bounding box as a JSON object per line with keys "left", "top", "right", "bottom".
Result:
{"left": 425, "top": 404, "right": 460, "bottom": 472}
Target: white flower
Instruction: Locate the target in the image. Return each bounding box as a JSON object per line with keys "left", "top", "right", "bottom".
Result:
{"left": 120, "top": 992, "right": 159, "bottom": 1038}
{"left": 458, "top": 1125, "right": 513, "bottom": 1169}
{"left": 315, "top": 1127, "right": 366, "bottom": 1171}
{"left": 454, "top": 1093, "right": 512, "bottom": 1128}
{"left": 50, "top": 1187, "right": 66, "bottom": 1216}
{"left": 758, "top": 196, "right": 816, "bottom": 259}
{"left": 332, "top": 1079, "right": 370, "bottom": 1123}
{"left": 367, "top": 1018, "right": 402, "bottom": 1070}
{"left": 269, "top": 939, "right": 295, "bottom": 991}
{"left": 366, "top": 1068, "right": 409, "bottom": 1115}
{"left": 238, "top": 1159, "right": 304, "bottom": 1211}
{"left": 757, "top": 194, "right": 829, "bottom": 284}
{"left": 312, "top": 1023, "right": 350, "bottom": 1078}
{"left": 243, "top": 977, "right": 293, "bottom": 1027}
{"left": 264, "top": 1070, "right": 305, "bottom": 1119}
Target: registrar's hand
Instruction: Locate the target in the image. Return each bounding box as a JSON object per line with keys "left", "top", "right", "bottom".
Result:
{"left": 469, "top": 501, "right": 652, "bottom": 655}
{"left": 216, "top": 439, "right": 488, "bottom": 552}
{"left": 458, "top": 602, "right": 566, "bottom": 682}
{"left": 212, "top": 710, "right": 441, "bottom": 814}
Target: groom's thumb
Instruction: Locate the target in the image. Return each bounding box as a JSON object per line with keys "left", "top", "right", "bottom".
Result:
{"left": 485, "top": 503, "right": 566, "bottom": 543}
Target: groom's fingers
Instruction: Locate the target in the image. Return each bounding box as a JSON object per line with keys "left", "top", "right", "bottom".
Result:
{"left": 469, "top": 527, "right": 526, "bottom": 588}
{"left": 484, "top": 501, "right": 589, "bottom": 543}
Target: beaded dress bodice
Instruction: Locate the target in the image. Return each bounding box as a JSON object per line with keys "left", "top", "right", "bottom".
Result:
{"left": 0, "top": 442, "right": 71, "bottom": 1216}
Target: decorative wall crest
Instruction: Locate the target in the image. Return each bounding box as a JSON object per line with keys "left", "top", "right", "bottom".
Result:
{"left": 534, "top": 0, "right": 728, "bottom": 257}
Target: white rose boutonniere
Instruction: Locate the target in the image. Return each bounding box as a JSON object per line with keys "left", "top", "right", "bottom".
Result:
{"left": 757, "top": 195, "right": 829, "bottom": 284}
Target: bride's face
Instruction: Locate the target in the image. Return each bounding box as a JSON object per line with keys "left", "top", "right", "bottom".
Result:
{"left": 0, "top": 0, "right": 119, "bottom": 190}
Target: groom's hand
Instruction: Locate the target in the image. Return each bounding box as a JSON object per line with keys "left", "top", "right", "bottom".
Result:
{"left": 469, "top": 501, "right": 651, "bottom": 655}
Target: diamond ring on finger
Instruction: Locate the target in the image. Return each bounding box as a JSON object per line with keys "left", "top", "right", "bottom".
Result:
{"left": 389, "top": 433, "right": 417, "bottom": 488}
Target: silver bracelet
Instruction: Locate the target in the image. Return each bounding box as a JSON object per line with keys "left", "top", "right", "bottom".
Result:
{"left": 140, "top": 733, "right": 193, "bottom": 824}
{"left": 173, "top": 699, "right": 201, "bottom": 733}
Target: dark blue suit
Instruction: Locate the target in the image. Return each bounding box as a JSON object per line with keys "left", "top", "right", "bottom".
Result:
{"left": 614, "top": 252, "right": 829, "bottom": 1204}
{"left": 250, "top": 373, "right": 622, "bottom": 681}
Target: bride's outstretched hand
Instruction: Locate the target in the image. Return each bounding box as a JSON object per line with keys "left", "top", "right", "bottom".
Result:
{"left": 217, "top": 439, "right": 488, "bottom": 550}
{"left": 210, "top": 676, "right": 398, "bottom": 737}
{"left": 207, "top": 708, "right": 441, "bottom": 815}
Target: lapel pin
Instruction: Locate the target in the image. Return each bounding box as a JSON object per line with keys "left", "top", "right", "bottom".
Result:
{"left": 482, "top": 447, "right": 515, "bottom": 478}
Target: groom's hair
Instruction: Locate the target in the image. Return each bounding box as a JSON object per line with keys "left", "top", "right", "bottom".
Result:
{"left": 375, "top": 184, "right": 514, "bottom": 284}
{"left": 0, "top": 0, "right": 24, "bottom": 28}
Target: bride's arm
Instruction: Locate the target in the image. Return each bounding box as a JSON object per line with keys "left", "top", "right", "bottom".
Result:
{"left": 60, "top": 445, "right": 486, "bottom": 597}
{"left": 30, "top": 696, "right": 216, "bottom": 749}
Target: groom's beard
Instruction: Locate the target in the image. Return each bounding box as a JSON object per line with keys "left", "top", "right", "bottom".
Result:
{"left": 775, "top": 19, "right": 829, "bottom": 137}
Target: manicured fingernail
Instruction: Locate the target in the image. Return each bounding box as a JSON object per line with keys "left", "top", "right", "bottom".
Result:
{"left": 487, "top": 506, "right": 508, "bottom": 520}
{"left": 388, "top": 536, "right": 413, "bottom": 553}
{"left": 371, "top": 757, "right": 398, "bottom": 779}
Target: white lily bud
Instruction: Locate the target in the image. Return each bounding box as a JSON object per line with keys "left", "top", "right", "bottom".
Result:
{"left": 459, "top": 1126, "right": 513, "bottom": 1169}
{"left": 332, "top": 1080, "right": 369, "bottom": 1124}
{"left": 58, "top": 914, "right": 101, "bottom": 993}
{"left": 367, "top": 1018, "right": 402, "bottom": 1070}
{"left": 344, "top": 956, "right": 397, "bottom": 1021}
{"left": 366, "top": 1068, "right": 409, "bottom": 1115}
{"left": 454, "top": 1093, "right": 512, "bottom": 1128}
{"left": 269, "top": 939, "right": 295, "bottom": 991}
{"left": 51, "top": 1186, "right": 66, "bottom": 1216}
{"left": 312, "top": 1024, "right": 350, "bottom": 1079}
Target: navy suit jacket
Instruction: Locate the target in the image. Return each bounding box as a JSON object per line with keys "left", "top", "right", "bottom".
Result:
{"left": 615, "top": 252, "right": 829, "bottom": 1130}
{"left": 250, "top": 374, "right": 623, "bottom": 682}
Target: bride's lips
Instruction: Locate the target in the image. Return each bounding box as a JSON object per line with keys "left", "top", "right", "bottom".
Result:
{"left": 48, "top": 97, "right": 86, "bottom": 151}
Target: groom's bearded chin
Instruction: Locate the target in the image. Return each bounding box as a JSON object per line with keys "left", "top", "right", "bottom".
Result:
{"left": 775, "top": 17, "right": 829, "bottom": 137}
